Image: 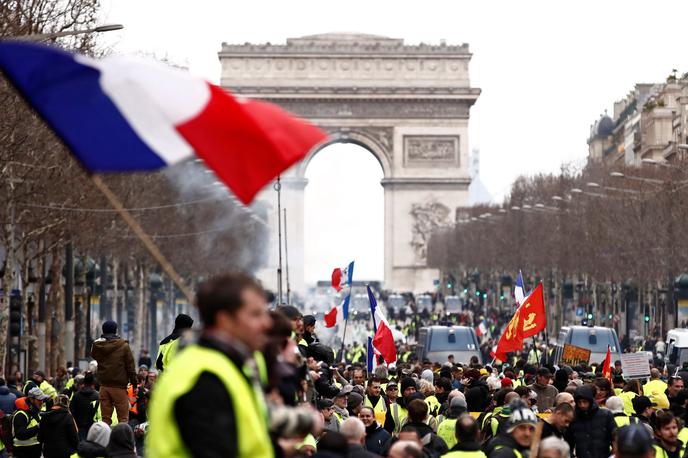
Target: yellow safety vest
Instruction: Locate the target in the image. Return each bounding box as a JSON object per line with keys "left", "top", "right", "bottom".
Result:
{"left": 437, "top": 418, "right": 458, "bottom": 449}
{"left": 613, "top": 414, "right": 638, "bottom": 428}
{"left": 618, "top": 391, "right": 638, "bottom": 415}
{"left": 12, "top": 410, "right": 39, "bottom": 447}
{"left": 442, "top": 450, "right": 487, "bottom": 458}
{"left": 390, "top": 403, "right": 408, "bottom": 435}
{"left": 494, "top": 446, "right": 523, "bottom": 458}
{"left": 653, "top": 443, "right": 685, "bottom": 458}
{"left": 157, "top": 338, "right": 181, "bottom": 371}
{"left": 644, "top": 379, "right": 668, "bottom": 396}
{"left": 92, "top": 400, "right": 119, "bottom": 425}
{"left": 678, "top": 428, "right": 688, "bottom": 446}
{"left": 146, "top": 344, "right": 273, "bottom": 458}
{"left": 426, "top": 395, "right": 441, "bottom": 417}
{"left": 364, "top": 395, "right": 388, "bottom": 426}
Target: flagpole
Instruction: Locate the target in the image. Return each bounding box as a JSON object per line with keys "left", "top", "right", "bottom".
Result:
{"left": 275, "top": 176, "right": 284, "bottom": 305}
{"left": 90, "top": 175, "right": 194, "bottom": 304}
{"left": 340, "top": 300, "right": 349, "bottom": 363}
{"left": 283, "top": 208, "right": 291, "bottom": 305}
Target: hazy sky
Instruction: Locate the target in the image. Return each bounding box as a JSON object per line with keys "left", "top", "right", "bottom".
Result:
{"left": 97, "top": 0, "right": 688, "bottom": 282}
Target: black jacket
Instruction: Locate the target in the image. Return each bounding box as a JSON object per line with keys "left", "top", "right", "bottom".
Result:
{"left": 77, "top": 440, "right": 108, "bottom": 458}
{"left": 365, "top": 423, "right": 391, "bottom": 455}
{"left": 12, "top": 407, "right": 40, "bottom": 442}
{"left": 348, "top": 443, "right": 379, "bottom": 458}
{"left": 406, "top": 421, "right": 449, "bottom": 457}
{"left": 565, "top": 385, "right": 616, "bottom": 458}
{"left": 106, "top": 424, "right": 137, "bottom": 458}
{"left": 465, "top": 379, "right": 490, "bottom": 412}
{"left": 70, "top": 387, "right": 99, "bottom": 432}
{"left": 38, "top": 406, "right": 79, "bottom": 458}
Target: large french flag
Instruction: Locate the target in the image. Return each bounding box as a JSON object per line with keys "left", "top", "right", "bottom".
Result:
{"left": 0, "top": 42, "right": 327, "bottom": 204}
{"left": 370, "top": 288, "right": 396, "bottom": 365}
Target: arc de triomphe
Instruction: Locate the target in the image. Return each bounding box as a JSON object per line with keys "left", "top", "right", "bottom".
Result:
{"left": 219, "top": 33, "right": 480, "bottom": 294}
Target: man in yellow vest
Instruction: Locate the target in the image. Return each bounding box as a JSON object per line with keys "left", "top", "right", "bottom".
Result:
{"left": 364, "top": 378, "right": 387, "bottom": 425}
{"left": 155, "top": 314, "right": 194, "bottom": 372}
{"left": 443, "top": 414, "right": 487, "bottom": 458}
{"left": 653, "top": 410, "right": 684, "bottom": 458}
{"left": 12, "top": 387, "right": 48, "bottom": 458}
{"left": 147, "top": 272, "right": 274, "bottom": 458}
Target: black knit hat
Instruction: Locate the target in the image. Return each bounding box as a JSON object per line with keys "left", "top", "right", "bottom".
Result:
{"left": 400, "top": 377, "right": 416, "bottom": 394}
{"left": 174, "top": 314, "right": 194, "bottom": 330}
{"left": 102, "top": 320, "right": 117, "bottom": 334}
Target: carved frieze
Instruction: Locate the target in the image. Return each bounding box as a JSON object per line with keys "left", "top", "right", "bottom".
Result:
{"left": 404, "top": 135, "right": 460, "bottom": 167}
{"left": 410, "top": 200, "right": 451, "bottom": 262}
{"left": 261, "top": 99, "right": 471, "bottom": 119}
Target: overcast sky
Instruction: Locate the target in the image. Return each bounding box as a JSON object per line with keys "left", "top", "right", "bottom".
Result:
{"left": 98, "top": 0, "right": 688, "bottom": 283}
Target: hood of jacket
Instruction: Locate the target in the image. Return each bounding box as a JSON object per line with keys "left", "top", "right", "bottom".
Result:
{"left": 106, "top": 424, "right": 136, "bottom": 458}
{"left": 485, "top": 433, "right": 524, "bottom": 457}
{"left": 407, "top": 420, "right": 434, "bottom": 439}
{"left": 92, "top": 335, "right": 126, "bottom": 356}
{"left": 41, "top": 406, "right": 71, "bottom": 427}
{"left": 0, "top": 386, "right": 10, "bottom": 396}
{"left": 78, "top": 440, "right": 108, "bottom": 458}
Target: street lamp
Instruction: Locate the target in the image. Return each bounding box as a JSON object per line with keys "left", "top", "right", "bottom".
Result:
{"left": 610, "top": 172, "right": 625, "bottom": 178}
{"left": 586, "top": 182, "right": 600, "bottom": 188}
{"left": 570, "top": 188, "right": 583, "bottom": 194}
{"left": 12, "top": 23, "right": 124, "bottom": 42}
{"left": 551, "top": 195, "right": 564, "bottom": 201}
{"left": 522, "top": 204, "right": 532, "bottom": 209}
{"left": 511, "top": 206, "right": 520, "bottom": 211}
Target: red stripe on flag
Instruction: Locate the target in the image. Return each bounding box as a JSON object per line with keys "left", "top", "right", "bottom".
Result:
{"left": 176, "top": 84, "right": 327, "bottom": 204}
{"left": 324, "top": 306, "right": 338, "bottom": 328}
{"left": 373, "top": 321, "right": 397, "bottom": 364}
{"left": 331, "top": 268, "right": 343, "bottom": 292}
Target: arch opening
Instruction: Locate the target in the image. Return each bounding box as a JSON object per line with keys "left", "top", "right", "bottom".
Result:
{"left": 304, "top": 142, "right": 384, "bottom": 287}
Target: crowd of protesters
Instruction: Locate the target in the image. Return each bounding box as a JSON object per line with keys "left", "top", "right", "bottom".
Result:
{"left": 3, "top": 271, "right": 688, "bottom": 458}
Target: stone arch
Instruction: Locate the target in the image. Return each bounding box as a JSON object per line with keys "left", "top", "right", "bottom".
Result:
{"left": 294, "top": 128, "right": 392, "bottom": 179}
{"left": 219, "top": 33, "right": 480, "bottom": 293}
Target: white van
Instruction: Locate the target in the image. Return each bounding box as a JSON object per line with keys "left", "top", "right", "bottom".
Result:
{"left": 666, "top": 329, "right": 688, "bottom": 365}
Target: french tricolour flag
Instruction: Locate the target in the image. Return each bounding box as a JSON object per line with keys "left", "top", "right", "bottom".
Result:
{"left": 0, "top": 42, "right": 327, "bottom": 204}
{"left": 331, "top": 261, "right": 354, "bottom": 292}
{"left": 324, "top": 295, "right": 349, "bottom": 328}
{"left": 515, "top": 270, "right": 527, "bottom": 306}
{"left": 475, "top": 320, "right": 488, "bottom": 338}
{"left": 372, "top": 305, "right": 397, "bottom": 365}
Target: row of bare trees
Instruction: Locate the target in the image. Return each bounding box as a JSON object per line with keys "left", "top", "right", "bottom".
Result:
{"left": 0, "top": 1, "right": 269, "bottom": 375}
{"left": 428, "top": 160, "right": 688, "bottom": 337}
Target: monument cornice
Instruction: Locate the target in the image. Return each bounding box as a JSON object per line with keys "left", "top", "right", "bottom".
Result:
{"left": 381, "top": 177, "right": 471, "bottom": 188}
{"left": 226, "top": 86, "right": 481, "bottom": 98}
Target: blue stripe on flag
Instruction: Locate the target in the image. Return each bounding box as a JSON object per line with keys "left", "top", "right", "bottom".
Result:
{"left": 0, "top": 42, "right": 166, "bottom": 171}
{"left": 367, "top": 336, "right": 374, "bottom": 372}
{"left": 342, "top": 294, "right": 350, "bottom": 320}
{"left": 367, "top": 285, "right": 378, "bottom": 333}
{"left": 346, "top": 261, "right": 355, "bottom": 285}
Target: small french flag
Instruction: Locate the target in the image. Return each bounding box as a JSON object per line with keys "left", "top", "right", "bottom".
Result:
{"left": 476, "top": 321, "right": 488, "bottom": 337}
{"left": 324, "top": 295, "right": 350, "bottom": 328}
{"left": 514, "top": 270, "right": 526, "bottom": 306}
{"left": 331, "top": 261, "right": 355, "bottom": 292}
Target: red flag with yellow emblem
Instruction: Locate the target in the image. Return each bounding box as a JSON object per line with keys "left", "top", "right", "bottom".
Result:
{"left": 520, "top": 283, "right": 546, "bottom": 338}
{"left": 494, "top": 306, "right": 525, "bottom": 361}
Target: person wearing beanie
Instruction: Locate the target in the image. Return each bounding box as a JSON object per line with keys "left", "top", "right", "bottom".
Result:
{"left": 76, "top": 422, "right": 111, "bottom": 458}
{"left": 302, "top": 314, "right": 318, "bottom": 345}
{"left": 565, "top": 384, "right": 616, "bottom": 458}
{"left": 606, "top": 395, "right": 639, "bottom": 428}
{"left": 156, "top": 313, "right": 194, "bottom": 372}
{"left": 437, "top": 396, "right": 468, "bottom": 449}
{"left": 383, "top": 377, "right": 416, "bottom": 435}
{"left": 485, "top": 400, "right": 538, "bottom": 458}
{"left": 347, "top": 392, "right": 364, "bottom": 417}
{"left": 90, "top": 320, "right": 137, "bottom": 425}
{"left": 463, "top": 368, "right": 490, "bottom": 412}
{"left": 70, "top": 372, "right": 100, "bottom": 440}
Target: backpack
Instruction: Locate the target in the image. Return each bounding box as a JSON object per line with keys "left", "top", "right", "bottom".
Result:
{"left": 0, "top": 409, "right": 14, "bottom": 453}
